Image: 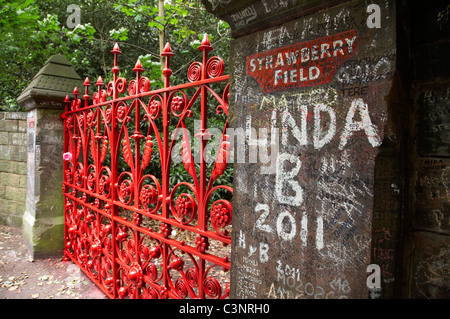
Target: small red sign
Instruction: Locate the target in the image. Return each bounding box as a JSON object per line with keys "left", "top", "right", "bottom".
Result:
{"left": 247, "top": 29, "right": 359, "bottom": 93}
{"left": 28, "top": 116, "right": 35, "bottom": 128}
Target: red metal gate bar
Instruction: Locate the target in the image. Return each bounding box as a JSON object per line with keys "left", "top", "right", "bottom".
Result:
{"left": 62, "top": 35, "right": 231, "bottom": 299}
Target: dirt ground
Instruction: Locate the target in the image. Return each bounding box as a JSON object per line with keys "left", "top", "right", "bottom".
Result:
{"left": 0, "top": 224, "right": 107, "bottom": 299}
{"left": 0, "top": 224, "right": 230, "bottom": 300}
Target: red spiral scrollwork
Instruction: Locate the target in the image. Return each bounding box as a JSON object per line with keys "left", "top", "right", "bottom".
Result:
{"left": 206, "top": 56, "right": 224, "bottom": 78}
{"left": 98, "top": 168, "right": 111, "bottom": 197}
{"left": 174, "top": 278, "right": 188, "bottom": 299}
{"left": 93, "top": 90, "right": 107, "bottom": 104}
{"left": 64, "top": 114, "right": 73, "bottom": 130}
{"left": 204, "top": 277, "right": 222, "bottom": 299}
{"left": 128, "top": 77, "right": 151, "bottom": 95}
{"left": 185, "top": 267, "right": 199, "bottom": 288}
{"left": 187, "top": 61, "right": 203, "bottom": 82}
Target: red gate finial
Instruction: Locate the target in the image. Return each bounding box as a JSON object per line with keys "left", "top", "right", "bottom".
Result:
{"left": 83, "top": 77, "right": 90, "bottom": 107}
{"left": 199, "top": 34, "right": 213, "bottom": 52}
{"left": 133, "top": 59, "right": 144, "bottom": 73}
{"left": 111, "top": 43, "right": 121, "bottom": 75}
{"left": 161, "top": 42, "right": 174, "bottom": 87}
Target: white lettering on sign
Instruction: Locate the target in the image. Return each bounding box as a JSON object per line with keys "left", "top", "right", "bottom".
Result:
{"left": 247, "top": 30, "right": 359, "bottom": 93}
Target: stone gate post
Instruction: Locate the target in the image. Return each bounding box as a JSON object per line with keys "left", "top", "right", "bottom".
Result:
{"left": 17, "top": 55, "right": 82, "bottom": 259}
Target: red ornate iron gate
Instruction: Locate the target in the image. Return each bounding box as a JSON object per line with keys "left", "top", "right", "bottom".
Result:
{"left": 62, "top": 35, "right": 232, "bottom": 299}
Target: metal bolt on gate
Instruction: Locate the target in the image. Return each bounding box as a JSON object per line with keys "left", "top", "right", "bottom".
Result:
{"left": 62, "top": 35, "right": 232, "bottom": 299}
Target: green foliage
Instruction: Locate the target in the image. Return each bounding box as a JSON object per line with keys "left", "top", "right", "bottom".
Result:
{"left": 0, "top": 0, "right": 60, "bottom": 110}
{"left": 109, "top": 27, "right": 129, "bottom": 41}
{"left": 0, "top": 0, "right": 233, "bottom": 193}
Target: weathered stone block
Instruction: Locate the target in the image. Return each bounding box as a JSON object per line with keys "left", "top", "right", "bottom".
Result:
{"left": 0, "top": 160, "right": 10, "bottom": 172}
{"left": 22, "top": 215, "right": 64, "bottom": 258}
{"left": 0, "top": 208, "right": 23, "bottom": 228}
{"left": 18, "top": 120, "right": 27, "bottom": 133}
{"left": 0, "top": 119, "right": 18, "bottom": 132}
{"left": 17, "top": 55, "right": 83, "bottom": 111}
{"left": 0, "top": 172, "right": 9, "bottom": 186}
{"left": 10, "top": 132, "right": 27, "bottom": 146}
{"left": 5, "top": 186, "right": 26, "bottom": 203}
{"left": 413, "top": 157, "right": 450, "bottom": 235}
{"left": 408, "top": 232, "right": 450, "bottom": 298}
{"left": 10, "top": 161, "right": 26, "bottom": 175}
{"left": 0, "top": 132, "right": 8, "bottom": 145}
{"left": 415, "top": 86, "right": 450, "bottom": 157}
{"left": 5, "top": 173, "right": 20, "bottom": 187}
{"left": 21, "top": 107, "right": 68, "bottom": 258}
{"left": 18, "top": 174, "right": 26, "bottom": 188}
{"left": 1, "top": 112, "right": 27, "bottom": 120}
{"left": 0, "top": 145, "right": 11, "bottom": 160}
{"left": 0, "top": 185, "right": 5, "bottom": 199}
{"left": 10, "top": 145, "right": 26, "bottom": 162}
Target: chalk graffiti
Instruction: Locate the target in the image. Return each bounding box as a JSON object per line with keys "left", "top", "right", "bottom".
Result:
{"left": 254, "top": 204, "right": 325, "bottom": 250}
{"left": 275, "top": 153, "right": 303, "bottom": 205}
{"left": 339, "top": 98, "right": 381, "bottom": 149}
{"left": 230, "top": 0, "right": 396, "bottom": 299}
{"left": 244, "top": 96, "right": 381, "bottom": 157}
{"left": 231, "top": 4, "right": 258, "bottom": 28}
{"left": 207, "top": 0, "right": 231, "bottom": 10}
{"left": 335, "top": 56, "right": 393, "bottom": 85}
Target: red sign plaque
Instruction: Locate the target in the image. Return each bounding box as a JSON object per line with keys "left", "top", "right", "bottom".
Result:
{"left": 246, "top": 29, "right": 359, "bottom": 93}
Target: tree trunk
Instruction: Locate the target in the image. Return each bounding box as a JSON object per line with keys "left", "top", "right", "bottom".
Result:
{"left": 159, "top": 0, "right": 165, "bottom": 77}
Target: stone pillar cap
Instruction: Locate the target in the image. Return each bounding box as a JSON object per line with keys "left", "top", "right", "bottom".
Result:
{"left": 17, "top": 54, "right": 83, "bottom": 111}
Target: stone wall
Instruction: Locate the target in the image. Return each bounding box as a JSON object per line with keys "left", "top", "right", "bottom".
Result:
{"left": 0, "top": 111, "right": 27, "bottom": 227}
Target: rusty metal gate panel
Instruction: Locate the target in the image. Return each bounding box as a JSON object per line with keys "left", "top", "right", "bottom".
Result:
{"left": 62, "top": 35, "right": 231, "bottom": 299}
